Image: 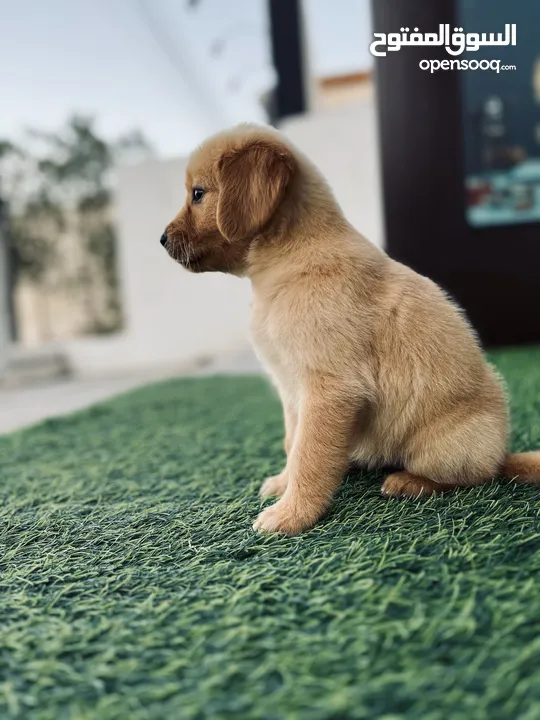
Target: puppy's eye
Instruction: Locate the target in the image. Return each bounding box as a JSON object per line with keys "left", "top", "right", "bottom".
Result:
{"left": 192, "top": 187, "right": 205, "bottom": 204}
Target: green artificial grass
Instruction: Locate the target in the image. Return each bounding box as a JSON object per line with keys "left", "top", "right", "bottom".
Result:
{"left": 2, "top": 348, "right": 540, "bottom": 720}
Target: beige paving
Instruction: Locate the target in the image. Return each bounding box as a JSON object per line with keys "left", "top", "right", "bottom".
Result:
{"left": 0, "top": 349, "right": 262, "bottom": 435}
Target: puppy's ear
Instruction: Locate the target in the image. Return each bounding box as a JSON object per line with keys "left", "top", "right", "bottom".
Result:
{"left": 217, "top": 138, "right": 294, "bottom": 241}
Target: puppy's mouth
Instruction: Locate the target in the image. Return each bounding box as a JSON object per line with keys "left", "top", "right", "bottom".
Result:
{"left": 168, "top": 240, "right": 208, "bottom": 269}
{"left": 180, "top": 250, "right": 208, "bottom": 269}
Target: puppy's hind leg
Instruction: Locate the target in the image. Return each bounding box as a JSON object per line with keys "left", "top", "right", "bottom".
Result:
{"left": 381, "top": 472, "right": 456, "bottom": 499}
{"left": 383, "top": 410, "right": 506, "bottom": 499}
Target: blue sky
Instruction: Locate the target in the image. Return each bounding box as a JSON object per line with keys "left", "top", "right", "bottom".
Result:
{"left": 0, "top": 0, "right": 372, "bottom": 157}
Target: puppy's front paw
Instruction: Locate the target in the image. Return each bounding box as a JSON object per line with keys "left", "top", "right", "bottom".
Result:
{"left": 253, "top": 498, "right": 316, "bottom": 536}
{"left": 259, "top": 471, "right": 288, "bottom": 498}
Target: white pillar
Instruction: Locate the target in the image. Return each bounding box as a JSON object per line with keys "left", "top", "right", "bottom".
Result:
{"left": 0, "top": 204, "right": 10, "bottom": 376}
{"left": 298, "top": 0, "right": 317, "bottom": 114}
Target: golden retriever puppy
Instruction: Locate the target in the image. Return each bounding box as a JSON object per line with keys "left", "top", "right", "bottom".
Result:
{"left": 160, "top": 123, "right": 540, "bottom": 535}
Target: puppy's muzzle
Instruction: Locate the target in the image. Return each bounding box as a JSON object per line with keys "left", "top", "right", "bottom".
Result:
{"left": 160, "top": 231, "right": 168, "bottom": 248}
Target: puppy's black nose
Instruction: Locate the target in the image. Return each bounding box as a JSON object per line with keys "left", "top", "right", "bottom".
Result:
{"left": 160, "top": 231, "right": 168, "bottom": 248}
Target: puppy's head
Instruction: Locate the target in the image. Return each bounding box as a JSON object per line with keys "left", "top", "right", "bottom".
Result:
{"left": 160, "top": 125, "right": 295, "bottom": 274}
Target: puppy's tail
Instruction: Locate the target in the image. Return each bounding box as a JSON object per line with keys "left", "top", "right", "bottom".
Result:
{"left": 501, "top": 452, "right": 540, "bottom": 484}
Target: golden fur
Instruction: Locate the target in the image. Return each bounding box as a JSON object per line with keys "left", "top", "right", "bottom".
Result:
{"left": 163, "top": 123, "right": 540, "bottom": 535}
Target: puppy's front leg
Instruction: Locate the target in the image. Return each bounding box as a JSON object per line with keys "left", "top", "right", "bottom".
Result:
{"left": 283, "top": 403, "right": 298, "bottom": 456}
{"left": 254, "top": 384, "right": 356, "bottom": 535}
{"left": 260, "top": 403, "right": 297, "bottom": 499}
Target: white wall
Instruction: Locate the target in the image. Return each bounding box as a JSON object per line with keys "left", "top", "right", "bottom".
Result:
{"left": 63, "top": 97, "right": 383, "bottom": 377}
{"left": 304, "top": 0, "right": 373, "bottom": 76}
{"left": 281, "top": 96, "right": 383, "bottom": 247}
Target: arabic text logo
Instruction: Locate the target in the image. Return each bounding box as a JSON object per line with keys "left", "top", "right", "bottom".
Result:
{"left": 369, "top": 24, "right": 516, "bottom": 58}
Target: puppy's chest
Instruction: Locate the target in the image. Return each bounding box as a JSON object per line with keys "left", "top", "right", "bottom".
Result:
{"left": 250, "top": 299, "right": 301, "bottom": 386}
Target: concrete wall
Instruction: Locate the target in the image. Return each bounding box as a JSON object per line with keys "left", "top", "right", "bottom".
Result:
{"left": 63, "top": 97, "right": 383, "bottom": 377}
